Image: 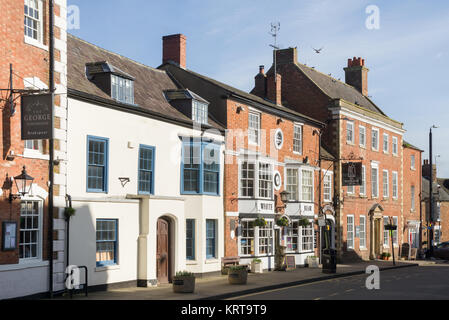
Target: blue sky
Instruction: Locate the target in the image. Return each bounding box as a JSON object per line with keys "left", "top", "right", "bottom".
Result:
{"left": 68, "top": 0, "right": 449, "bottom": 177}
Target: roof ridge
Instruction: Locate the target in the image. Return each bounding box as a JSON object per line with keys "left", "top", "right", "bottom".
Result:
{"left": 68, "top": 33, "right": 167, "bottom": 74}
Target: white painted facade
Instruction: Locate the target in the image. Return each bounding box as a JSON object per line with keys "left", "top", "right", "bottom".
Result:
{"left": 66, "top": 97, "right": 224, "bottom": 287}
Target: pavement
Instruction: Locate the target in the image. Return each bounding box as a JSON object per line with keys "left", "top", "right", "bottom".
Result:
{"left": 59, "top": 259, "right": 422, "bottom": 300}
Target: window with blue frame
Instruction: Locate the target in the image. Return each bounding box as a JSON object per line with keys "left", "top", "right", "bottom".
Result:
{"left": 87, "top": 136, "right": 108, "bottom": 192}
{"left": 96, "top": 219, "right": 117, "bottom": 267}
{"left": 138, "top": 145, "right": 155, "bottom": 194}
{"left": 206, "top": 219, "right": 216, "bottom": 259}
{"left": 181, "top": 140, "right": 220, "bottom": 195}
{"left": 186, "top": 219, "right": 195, "bottom": 260}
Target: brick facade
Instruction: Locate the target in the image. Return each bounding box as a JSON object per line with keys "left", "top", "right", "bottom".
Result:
{"left": 0, "top": 0, "right": 67, "bottom": 297}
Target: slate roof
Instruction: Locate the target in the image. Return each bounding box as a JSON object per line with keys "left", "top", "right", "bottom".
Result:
{"left": 320, "top": 146, "right": 335, "bottom": 161}
{"left": 161, "top": 62, "right": 325, "bottom": 127}
{"left": 422, "top": 177, "right": 449, "bottom": 201}
{"left": 294, "top": 63, "right": 386, "bottom": 116}
{"left": 67, "top": 34, "right": 223, "bottom": 130}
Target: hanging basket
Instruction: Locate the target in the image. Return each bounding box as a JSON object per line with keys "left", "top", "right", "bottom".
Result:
{"left": 254, "top": 217, "right": 267, "bottom": 227}
{"left": 276, "top": 216, "right": 289, "bottom": 227}
{"left": 64, "top": 207, "right": 76, "bottom": 220}
{"left": 298, "top": 218, "right": 310, "bottom": 227}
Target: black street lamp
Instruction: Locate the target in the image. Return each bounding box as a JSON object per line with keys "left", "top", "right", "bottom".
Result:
{"left": 9, "top": 166, "right": 34, "bottom": 202}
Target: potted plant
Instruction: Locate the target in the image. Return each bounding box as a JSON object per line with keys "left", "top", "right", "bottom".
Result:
{"left": 381, "top": 252, "right": 391, "bottom": 260}
{"left": 254, "top": 217, "right": 267, "bottom": 227}
{"left": 172, "top": 271, "right": 196, "bottom": 293}
{"left": 306, "top": 256, "right": 319, "bottom": 268}
{"left": 251, "top": 258, "right": 263, "bottom": 273}
{"left": 276, "top": 216, "right": 289, "bottom": 227}
{"left": 228, "top": 265, "right": 248, "bottom": 285}
{"left": 64, "top": 207, "right": 76, "bottom": 220}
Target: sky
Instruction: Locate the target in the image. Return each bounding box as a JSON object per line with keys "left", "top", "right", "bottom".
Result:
{"left": 68, "top": 0, "right": 449, "bottom": 177}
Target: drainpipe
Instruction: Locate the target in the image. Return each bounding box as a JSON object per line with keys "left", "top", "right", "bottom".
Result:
{"left": 65, "top": 195, "right": 72, "bottom": 269}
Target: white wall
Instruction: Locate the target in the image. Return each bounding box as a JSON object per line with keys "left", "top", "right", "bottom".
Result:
{"left": 67, "top": 97, "right": 224, "bottom": 286}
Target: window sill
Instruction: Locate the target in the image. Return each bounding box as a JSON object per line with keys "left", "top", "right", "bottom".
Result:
{"left": 186, "top": 260, "right": 198, "bottom": 265}
{"left": 359, "top": 145, "right": 366, "bottom": 149}
{"left": 205, "top": 259, "right": 219, "bottom": 264}
{"left": 95, "top": 265, "right": 120, "bottom": 272}
{"left": 24, "top": 36, "right": 48, "bottom": 51}
{"left": 359, "top": 195, "right": 367, "bottom": 198}
{"left": 346, "top": 141, "right": 355, "bottom": 146}
{"left": 22, "top": 149, "right": 49, "bottom": 161}
{"left": 0, "top": 260, "right": 49, "bottom": 272}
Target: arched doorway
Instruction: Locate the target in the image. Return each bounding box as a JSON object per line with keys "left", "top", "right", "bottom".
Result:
{"left": 156, "top": 217, "right": 171, "bottom": 284}
{"left": 369, "top": 204, "right": 384, "bottom": 260}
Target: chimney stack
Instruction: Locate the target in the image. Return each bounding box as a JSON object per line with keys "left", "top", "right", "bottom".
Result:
{"left": 252, "top": 65, "right": 267, "bottom": 98}
{"left": 162, "top": 34, "right": 186, "bottom": 69}
{"left": 344, "top": 57, "right": 369, "bottom": 96}
{"left": 267, "top": 72, "right": 282, "bottom": 106}
{"left": 423, "top": 159, "right": 437, "bottom": 183}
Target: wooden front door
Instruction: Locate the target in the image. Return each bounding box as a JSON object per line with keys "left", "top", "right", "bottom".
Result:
{"left": 157, "top": 218, "right": 169, "bottom": 284}
{"left": 374, "top": 219, "right": 381, "bottom": 257}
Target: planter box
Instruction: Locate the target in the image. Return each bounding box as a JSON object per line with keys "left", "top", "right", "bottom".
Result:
{"left": 306, "top": 257, "right": 319, "bottom": 268}
{"left": 228, "top": 269, "right": 248, "bottom": 285}
{"left": 251, "top": 261, "right": 263, "bottom": 274}
{"left": 172, "top": 276, "right": 195, "bottom": 293}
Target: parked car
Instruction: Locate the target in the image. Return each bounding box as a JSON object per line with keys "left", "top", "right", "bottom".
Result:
{"left": 434, "top": 241, "right": 449, "bottom": 260}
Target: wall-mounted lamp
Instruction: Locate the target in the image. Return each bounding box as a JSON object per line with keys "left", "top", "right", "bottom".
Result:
{"left": 236, "top": 106, "right": 245, "bottom": 114}
{"left": 277, "top": 118, "right": 284, "bottom": 125}
{"left": 303, "top": 156, "right": 309, "bottom": 164}
{"left": 275, "top": 190, "right": 290, "bottom": 212}
{"left": 8, "top": 166, "right": 34, "bottom": 203}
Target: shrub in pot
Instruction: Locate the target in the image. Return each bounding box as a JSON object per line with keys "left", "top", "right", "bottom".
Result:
{"left": 172, "top": 271, "right": 195, "bottom": 293}
{"left": 228, "top": 265, "right": 248, "bottom": 285}
{"left": 251, "top": 258, "right": 263, "bottom": 273}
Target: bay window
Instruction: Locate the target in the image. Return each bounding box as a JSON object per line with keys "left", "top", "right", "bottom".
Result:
{"left": 301, "top": 170, "right": 313, "bottom": 202}
{"left": 240, "top": 160, "right": 273, "bottom": 199}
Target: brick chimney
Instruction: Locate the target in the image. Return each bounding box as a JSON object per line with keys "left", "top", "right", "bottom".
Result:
{"left": 162, "top": 34, "right": 186, "bottom": 69}
{"left": 267, "top": 72, "right": 282, "bottom": 105}
{"left": 252, "top": 65, "right": 267, "bottom": 98}
{"left": 344, "top": 57, "right": 369, "bottom": 96}
{"left": 423, "top": 159, "right": 437, "bottom": 183}
{"left": 274, "top": 47, "right": 298, "bottom": 65}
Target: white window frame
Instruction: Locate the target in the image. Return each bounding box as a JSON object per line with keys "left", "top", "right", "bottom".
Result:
{"left": 285, "top": 220, "right": 299, "bottom": 253}
{"left": 238, "top": 219, "right": 274, "bottom": 257}
{"left": 392, "top": 137, "right": 398, "bottom": 156}
{"left": 239, "top": 219, "right": 255, "bottom": 256}
{"left": 346, "top": 121, "right": 354, "bottom": 144}
{"left": 347, "top": 215, "right": 355, "bottom": 250}
{"left": 359, "top": 216, "right": 366, "bottom": 249}
{"left": 248, "top": 111, "right": 261, "bottom": 146}
{"left": 239, "top": 159, "right": 274, "bottom": 200}
{"left": 434, "top": 226, "right": 441, "bottom": 245}
{"left": 323, "top": 172, "right": 332, "bottom": 203}
{"left": 19, "top": 198, "right": 44, "bottom": 263}
{"left": 24, "top": 0, "right": 47, "bottom": 50}
{"left": 411, "top": 185, "right": 416, "bottom": 211}
{"left": 300, "top": 223, "right": 314, "bottom": 253}
{"left": 360, "top": 165, "right": 366, "bottom": 196}
{"left": 372, "top": 128, "right": 379, "bottom": 151}
{"left": 286, "top": 167, "right": 299, "bottom": 201}
{"left": 371, "top": 163, "right": 379, "bottom": 199}
{"left": 382, "top": 170, "right": 389, "bottom": 198}
{"left": 347, "top": 185, "right": 355, "bottom": 195}
{"left": 258, "top": 221, "right": 274, "bottom": 256}
{"left": 359, "top": 125, "right": 366, "bottom": 147}
{"left": 301, "top": 168, "right": 314, "bottom": 203}
{"left": 392, "top": 171, "right": 398, "bottom": 199}
{"left": 383, "top": 133, "right": 389, "bottom": 153}
{"left": 293, "top": 124, "right": 303, "bottom": 155}
{"left": 411, "top": 155, "right": 416, "bottom": 170}
{"left": 392, "top": 217, "right": 398, "bottom": 247}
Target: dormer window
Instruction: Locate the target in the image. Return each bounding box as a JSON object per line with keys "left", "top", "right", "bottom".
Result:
{"left": 111, "top": 74, "right": 134, "bottom": 105}
{"left": 86, "top": 61, "right": 135, "bottom": 105}
{"left": 192, "top": 100, "right": 208, "bottom": 125}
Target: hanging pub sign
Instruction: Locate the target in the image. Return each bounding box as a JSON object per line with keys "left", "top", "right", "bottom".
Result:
{"left": 342, "top": 162, "right": 362, "bottom": 186}
{"left": 21, "top": 94, "right": 53, "bottom": 140}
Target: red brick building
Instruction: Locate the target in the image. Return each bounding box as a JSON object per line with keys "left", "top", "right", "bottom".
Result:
{"left": 160, "top": 35, "right": 335, "bottom": 269}
{"left": 0, "top": 0, "right": 67, "bottom": 299}
{"left": 252, "top": 47, "right": 421, "bottom": 262}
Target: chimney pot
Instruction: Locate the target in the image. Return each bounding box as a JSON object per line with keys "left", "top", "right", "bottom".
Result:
{"left": 259, "top": 65, "right": 265, "bottom": 74}
{"left": 344, "top": 56, "right": 369, "bottom": 96}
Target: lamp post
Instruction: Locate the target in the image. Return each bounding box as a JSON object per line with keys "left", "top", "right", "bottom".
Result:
{"left": 9, "top": 166, "right": 34, "bottom": 202}
{"left": 429, "top": 125, "right": 438, "bottom": 258}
